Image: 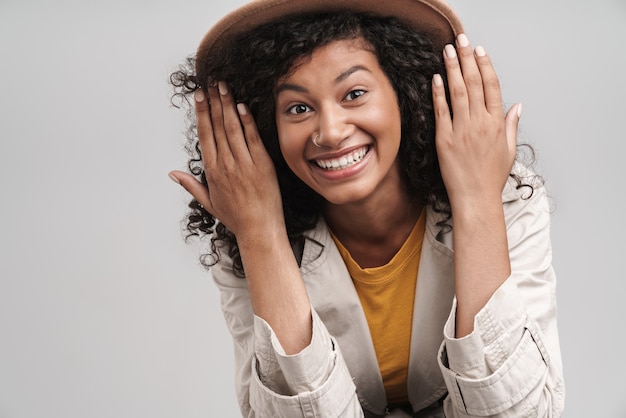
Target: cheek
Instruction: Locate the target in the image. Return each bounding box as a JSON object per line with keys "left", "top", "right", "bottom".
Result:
{"left": 365, "top": 92, "right": 402, "bottom": 134}
{"left": 275, "top": 124, "right": 290, "bottom": 159}
{"left": 277, "top": 131, "right": 306, "bottom": 174}
{"left": 367, "top": 111, "right": 402, "bottom": 153}
{"left": 384, "top": 104, "right": 402, "bottom": 143}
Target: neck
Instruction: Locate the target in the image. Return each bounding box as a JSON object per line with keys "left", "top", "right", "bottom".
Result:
{"left": 323, "top": 184, "right": 423, "bottom": 267}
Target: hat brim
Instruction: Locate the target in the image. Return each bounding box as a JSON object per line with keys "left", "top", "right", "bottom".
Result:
{"left": 196, "top": 0, "right": 463, "bottom": 79}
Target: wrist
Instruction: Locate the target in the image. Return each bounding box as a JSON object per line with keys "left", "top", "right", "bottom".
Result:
{"left": 450, "top": 196, "right": 503, "bottom": 225}
{"left": 235, "top": 220, "right": 290, "bottom": 253}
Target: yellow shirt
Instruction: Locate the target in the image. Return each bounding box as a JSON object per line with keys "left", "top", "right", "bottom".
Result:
{"left": 331, "top": 210, "right": 426, "bottom": 406}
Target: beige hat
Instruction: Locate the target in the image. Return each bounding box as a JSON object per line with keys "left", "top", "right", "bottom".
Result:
{"left": 196, "top": 0, "right": 464, "bottom": 75}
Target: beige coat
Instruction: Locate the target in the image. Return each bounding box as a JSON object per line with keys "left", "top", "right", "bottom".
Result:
{"left": 212, "top": 166, "right": 565, "bottom": 417}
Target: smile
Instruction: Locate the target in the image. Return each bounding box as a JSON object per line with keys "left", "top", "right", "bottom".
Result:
{"left": 313, "top": 146, "right": 369, "bottom": 170}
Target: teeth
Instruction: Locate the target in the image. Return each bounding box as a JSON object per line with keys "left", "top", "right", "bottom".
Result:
{"left": 315, "top": 147, "right": 368, "bottom": 170}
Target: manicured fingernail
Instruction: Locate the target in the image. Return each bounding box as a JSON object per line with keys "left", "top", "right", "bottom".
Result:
{"left": 517, "top": 102, "right": 523, "bottom": 118}
{"left": 475, "top": 45, "right": 486, "bottom": 57}
{"left": 457, "top": 33, "right": 470, "bottom": 48}
{"left": 194, "top": 89, "right": 205, "bottom": 102}
{"left": 218, "top": 81, "right": 228, "bottom": 95}
{"left": 433, "top": 74, "right": 443, "bottom": 87}
{"left": 444, "top": 44, "right": 457, "bottom": 58}
{"left": 168, "top": 172, "right": 180, "bottom": 184}
{"left": 237, "top": 103, "right": 247, "bottom": 115}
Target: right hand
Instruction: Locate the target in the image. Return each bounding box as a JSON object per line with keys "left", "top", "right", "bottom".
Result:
{"left": 169, "top": 81, "right": 284, "bottom": 240}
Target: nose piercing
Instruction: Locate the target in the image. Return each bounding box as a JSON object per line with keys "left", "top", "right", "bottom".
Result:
{"left": 313, "top": 133, "right": 323, "bottom": 148}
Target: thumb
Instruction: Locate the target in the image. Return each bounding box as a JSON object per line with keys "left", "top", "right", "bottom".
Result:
{"left": 168, "top": 170, "right": 214, "bottom": 214}
{"left": 504, "top": 102, "right": 522, "bottom": 163}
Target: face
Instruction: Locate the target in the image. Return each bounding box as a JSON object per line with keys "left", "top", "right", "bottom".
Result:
{"left": 274, "top": 38, "right": 403, "bottom": 207}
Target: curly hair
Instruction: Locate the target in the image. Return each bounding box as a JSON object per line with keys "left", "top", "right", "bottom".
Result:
{"left": 170, "top": 11, "right": 536, "bottom": 275}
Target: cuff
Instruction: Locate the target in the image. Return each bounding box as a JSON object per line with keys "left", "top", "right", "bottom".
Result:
{"left": 438, "top": 280, "right": 551, "bottom": 416}
{"left": 443, "top": 279, "right": 526, "bottom": 378}
{"left": 272, "top": 309, "right": 335, "bottom": 393}
{"left": 250, "top": 310, "right": 358, "bottom": 416}
{"left": 439, "top": 327, "right": 549, "bottom": 416}
{"left": 253, "top": 309, "right": 336, "bottom": 394}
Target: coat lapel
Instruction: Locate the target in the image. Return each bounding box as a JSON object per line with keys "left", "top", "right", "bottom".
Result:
{"left": 407, "top": 208, "right": 455, "bottom": 411}
{"left": 300, "top": 218, "right": 388, "bottom": 416}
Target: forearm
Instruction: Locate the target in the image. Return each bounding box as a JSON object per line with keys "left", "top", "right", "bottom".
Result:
{"left": 238, "top": 225, "right": 312, "bottom": 354}
{"left": 212, "top": 243, "right": 363, "bottom": 416}
{"left": 451, "top": 198, "right": 511, "bottom": 338}
{"left": 171, "top": 82, "right": 313, "bottom": 354}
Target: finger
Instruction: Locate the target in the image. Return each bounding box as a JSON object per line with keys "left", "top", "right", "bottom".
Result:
{"left": 218, "top": 81, "right": 252, "bottom": 162}
{"left": 236, "top": 103, "right": 266, "bottom": 163}
{"left": 194, "top": 89, "right": 217, "bottom": 164}
{"left": 443, "top": 43, "right": 469, "bottom": 120}
{"left": 432, "top": 73, "right": 452, "bottom": 134}
{"left": 455, "top": 34, "right": 486, "bottom": 116}
{"left": 168, "top": 170, "right": 215, "bottom": 215}
{"left": 206, "top": 82, "right": 232, "bottom": 157}
{"left": 474, "top": 46, "right": 504, "bottom": 117}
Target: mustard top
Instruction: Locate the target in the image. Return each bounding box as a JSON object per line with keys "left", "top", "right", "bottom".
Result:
{"left": 331, "top": 209, "right": 426, "bottom": 405}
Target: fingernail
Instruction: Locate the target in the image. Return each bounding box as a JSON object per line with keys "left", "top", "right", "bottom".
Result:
{"left": 237, "top": 103, "right": 247, "bottom": 115}
{"left": 444, "top": 44, "right": 457, "bottom": 59}
{"left": 168, "top": 172, "right": 180, "bottom": 184}
{"left": 194, "top": 90, "right": 205, "bottom": 102}
{"left": 433, "top": 74, "right": 443, "bottom": 87}
{"left": 517, "top": 102, "right": 523, "bottom": 118}
{"left": 218, "top": 81, "right": 228, "bottom": 96}
{"left": 457, "top": 33, "right": 470, "bottom": 48}
{"left": 475, "top": 45, "right": 486, "bottom": 57}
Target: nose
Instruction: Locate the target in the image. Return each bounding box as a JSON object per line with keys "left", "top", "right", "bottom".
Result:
{"left": 315, "top": 104, "right": 352, "bottom": 148}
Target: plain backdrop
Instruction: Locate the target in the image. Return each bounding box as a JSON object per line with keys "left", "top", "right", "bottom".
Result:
{"left": 0, "top": 0, "right": 624, "bottom": 417}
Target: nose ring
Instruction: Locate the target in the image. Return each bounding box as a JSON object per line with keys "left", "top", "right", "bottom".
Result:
{"left": 313, "top": 133, "right": 323, "bottom": 148}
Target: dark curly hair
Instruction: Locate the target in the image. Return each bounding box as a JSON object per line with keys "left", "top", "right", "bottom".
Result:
{"left": 170, "top": 11, "right": 536, "bottom": 275}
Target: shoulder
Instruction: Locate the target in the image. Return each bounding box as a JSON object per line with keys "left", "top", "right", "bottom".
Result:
{"left": 502, "top": 161, "right": 546, "bottom": 204}
{"left": 501, "top": 163, "right": 553, "bottom": 250}
{"left": 501, "top": 162, "right": 552, "bottom": 225}
{"left": 211, "top": 236, "right": 248, "bottom": 287}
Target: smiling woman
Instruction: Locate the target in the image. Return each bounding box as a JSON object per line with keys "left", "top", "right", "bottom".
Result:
{"left": 275, "top": 38, "right": 403, "bottom": 207}
{"left": 167, "top": 0, "right": 564, "bottom": 416}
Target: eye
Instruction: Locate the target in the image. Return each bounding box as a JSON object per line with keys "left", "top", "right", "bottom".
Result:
{"left": 345, "top": 89, "right": 366, "bottom": 101}
{"left": 287, "top": 103, "right": 311, "bottom": 115}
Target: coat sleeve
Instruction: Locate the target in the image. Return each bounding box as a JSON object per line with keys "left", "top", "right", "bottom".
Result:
{"left": 211, "top": 251, "right": 363, "bottom": 417}
{"left": 437, "top": 177, "right": 566, "bottom": 417}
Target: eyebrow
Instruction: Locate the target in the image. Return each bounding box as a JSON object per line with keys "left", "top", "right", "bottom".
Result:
{"left": 275, "top": 65, "right": 371, "bottom": 95}
{"left": 335, "top": 65, "right": 369, "bottom": 84}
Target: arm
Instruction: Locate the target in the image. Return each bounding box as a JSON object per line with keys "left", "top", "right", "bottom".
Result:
{"left": 170, "top": 83, "right": 362, "bottom": 416}
{"left": 432, "top": 35, "right": 564, "bottom": 417}
{"left": 212, "top": 251, "right": 362, "bottom": 417}
{"left": 171, "top": 83, "right": 312, "bottom": 354}
{"left": 432, "top": 33, "right": 519, "bottom": 338}
{"left": 212, "top": 250, "right": 363, "bottom": 418}
{"left": 438, "top": 177, "right": 564, "bottom": 417}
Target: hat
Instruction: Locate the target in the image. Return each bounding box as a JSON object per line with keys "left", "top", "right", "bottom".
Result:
{"left": 196, "top": 0, "right": 464, "bottom": 76}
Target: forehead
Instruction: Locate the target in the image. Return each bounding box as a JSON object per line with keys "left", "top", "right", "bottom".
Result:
{"left": 282, "top": 37, "right": 377, "bottom": 79}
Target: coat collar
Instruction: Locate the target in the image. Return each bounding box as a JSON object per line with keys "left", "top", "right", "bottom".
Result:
{"left": 299, "top": 207, "right": 454, "bottom": 416}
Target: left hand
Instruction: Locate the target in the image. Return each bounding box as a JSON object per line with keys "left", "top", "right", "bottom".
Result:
{"left": 432, "top": 33, "right": 520, "bottom": 211}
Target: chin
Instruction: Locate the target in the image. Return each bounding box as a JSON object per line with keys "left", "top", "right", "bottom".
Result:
{"left": 319, "top": 188, "right": 374, "bottom": 207}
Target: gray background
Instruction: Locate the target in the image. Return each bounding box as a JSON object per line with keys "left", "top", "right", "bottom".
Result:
{"left": 0, "top": 0, "right": 623, "bottom": 417}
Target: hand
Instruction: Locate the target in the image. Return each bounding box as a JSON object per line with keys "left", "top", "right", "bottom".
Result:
{"left": 169, "top": 81, "right": 284, "bottom": 239}
{"left": 432, "top": 34, "right": 520, "bottom": 212}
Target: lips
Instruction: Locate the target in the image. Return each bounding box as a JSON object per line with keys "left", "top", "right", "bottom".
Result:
{"left": 313, "top": 146, "right": 369, "bottom": 170}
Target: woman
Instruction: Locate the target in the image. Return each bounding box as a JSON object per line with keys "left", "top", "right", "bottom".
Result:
{"left": 168, "top": 0, "right": 565, "bottom": 416}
